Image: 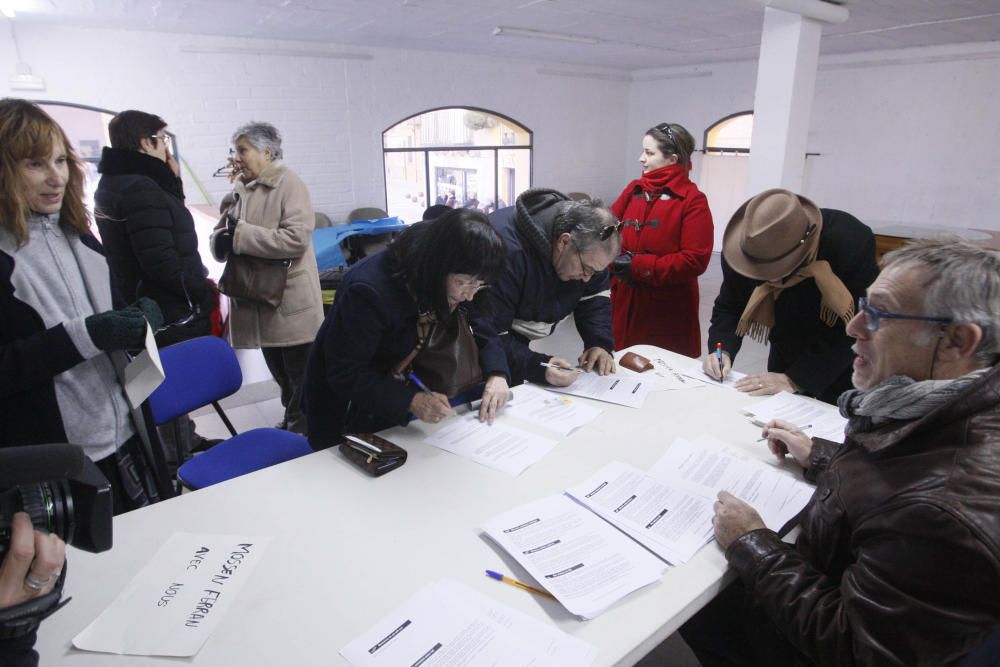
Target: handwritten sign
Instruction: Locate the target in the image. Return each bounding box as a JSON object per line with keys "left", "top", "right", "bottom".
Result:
{"left": 73, "top": 532, "right": 272, "bottom": 657}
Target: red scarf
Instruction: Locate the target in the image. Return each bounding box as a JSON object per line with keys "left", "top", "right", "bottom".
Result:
{"left": 637, "top": 163, "right": 691, "bottom": 196}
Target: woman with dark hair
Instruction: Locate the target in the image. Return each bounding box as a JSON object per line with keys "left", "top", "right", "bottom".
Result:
{"left": 0, "top": 98, "right": 169, "bottom": 513}
{"left": 609, "top": 122, "right": 714, "bottom": 357}
{"left": 303, "top": 208, "right": 509, "bottom": 450}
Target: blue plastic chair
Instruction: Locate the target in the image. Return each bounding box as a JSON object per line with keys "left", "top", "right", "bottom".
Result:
{"left": 146, "top": 336, "right": 313, "bottom": 490}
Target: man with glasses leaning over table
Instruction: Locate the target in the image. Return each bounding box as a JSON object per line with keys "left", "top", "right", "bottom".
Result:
{"left": 478, "top": 188, "right": 622, "bottom": 387}
{"left": 683, "top": 238, "right": 1000, "bottom": 666}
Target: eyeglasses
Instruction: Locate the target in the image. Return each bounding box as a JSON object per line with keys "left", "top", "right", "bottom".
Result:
{"left": 573, "top": 245, "right": 604, "bottom": 279}
{"left": 150, "top": 134, "right": 173, "bottom": 150}
{"left": 451, "top": 277, "right": 488, "bottom": 293}
{"left": 137, "top": 278, "right": 196, "bottom": 334}
{"left": 856, "top": 297, "right": 951, "bottom": 333}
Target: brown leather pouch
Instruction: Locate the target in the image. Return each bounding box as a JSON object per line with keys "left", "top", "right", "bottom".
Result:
{"left": 620, "top": 351, "right": 654, "bottom": 373}
{"left": 339, "top": 433, "right": 407, "bottom": 477}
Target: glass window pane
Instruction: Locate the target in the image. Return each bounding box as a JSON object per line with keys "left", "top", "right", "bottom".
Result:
{"left": 384, "top": 109, "right": 531, "bottom": 149}
{"left": 497, "top": 149, "right": 531, "bottom": 210}
{"left": 706, "top": 113, "right": 753, "bottom": 151}
{"left": 428, "top": 149, "right": 496, "bottom": 214}
{"left": 384, "top": 151, "right": 427, "bottom": 223}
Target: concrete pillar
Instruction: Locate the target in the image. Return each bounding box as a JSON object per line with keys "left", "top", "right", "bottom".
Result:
{"left": 746, "top": 7, "right": 823, "bottom": 196}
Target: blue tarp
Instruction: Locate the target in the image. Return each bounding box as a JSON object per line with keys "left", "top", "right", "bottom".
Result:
{"left": 312, "top": 217, "right": 407, "bottom": 270}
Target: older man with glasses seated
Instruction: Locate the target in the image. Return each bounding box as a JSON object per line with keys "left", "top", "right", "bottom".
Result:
{"left": 681, "top": 238, "right": 1000, "bottom": 666}
{"left": 477, "top": 188, "right": 622, "bottom": 388}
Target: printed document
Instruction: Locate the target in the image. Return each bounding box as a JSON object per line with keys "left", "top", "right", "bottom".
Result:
{"left": 481, "top": 494, "right": 666, "bottom": 619}
{"left": 565, "top": 462, "right": 716, "bottom": 565}
{"left": 425, "top": 413, "right": 557, "bottom": 475}
{"left": 649, "top": 437, "right": 815, "bottom": 532}
{"left": 744, "top": 392, "right": 848, "bottom": 443}
{"left": 680, "top": 362, "right": 747, "bottom": 390}
{"left": 340, "top": 579, "right": 596, "bottom": 667}
{"left": 546, "top": 371, "right": 651, "bottom": 408}
{"left": 73, "top": 533, "right": 271, "bottom": 657}
{"left": 504, "top": 382, "right": 603, "bottom": 436}
{"left": 123, "top": 323, "right": 165, "bottom": 409}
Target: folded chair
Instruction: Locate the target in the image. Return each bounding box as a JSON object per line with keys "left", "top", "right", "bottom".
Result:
{"left": 146, "top": 336, "right": 313, "bottom": 490}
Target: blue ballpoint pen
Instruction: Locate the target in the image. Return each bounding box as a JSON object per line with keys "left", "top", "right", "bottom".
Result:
{"left": 408, "top": 371, "right": 453, "bottom": 411}
{"left": 714, "top": 342, "right": 725, "bottom": 383}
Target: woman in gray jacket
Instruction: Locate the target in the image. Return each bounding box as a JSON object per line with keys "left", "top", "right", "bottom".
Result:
{"left": 212, "top": 122, "right": 323, "bottom": 434}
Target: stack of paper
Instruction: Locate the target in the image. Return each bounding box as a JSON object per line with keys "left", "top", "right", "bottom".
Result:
{"left": 481, "top": 494, "right": 666, "bottom": 619}
{"left": 503, "top": 382, "right": 603, "bottom": 436}
{"left": 744, "top": 392, "right": 847, "bottom": 443}
{"left": 341, "top": 579, "right": 596, "bottom": 667}
{"left": 425, "top": 414, "right": 558, "bottom": 475}
{"left": 649, "top": 436, "right": 816, "bottom": 532}
{"left": 679, "top": 362, "right": 748, "bottom": 389}
{"left": 546, "top": 371, "right": 651, "bottom": 408}
{"left": 566, "top": 462, "right": 716, "bottom": 565}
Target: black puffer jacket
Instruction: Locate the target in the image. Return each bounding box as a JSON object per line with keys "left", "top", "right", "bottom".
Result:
{"left": 95, "top": 148, "right": 212, "bottom": 345}
{"left": 727, "top": 364, "right": 1000, "bottom": 666}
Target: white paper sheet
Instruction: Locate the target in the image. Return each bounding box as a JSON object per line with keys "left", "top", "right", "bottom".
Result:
{"left": 504, "top": 383, "right": 603, "bottom": 436}
{"left": 481, "top": 494, "right": 665, "bottom": 619}
{"left": 340, "top": 579, "right": 596, "bottom": 667}
{"left": 744, "top": 392, "right": 848, "bottom": 443}
{"left": 565, "top": 462, "right": 716, "bottom": 565}
{"left": 73, "top": 533, "right": 271, "bottom": 657}
{"left": 425, "top": 414, "right": 558, "bottom": 475}
{"left": 679, "top": 362, "right": 747, "bottom": 390}
{"left": 546, "top": 371, "right": 650, "bottom": 408}
{"left": 123, "top": 323, "right": 165, "bottom": 409}
{"left": 649, "top": 437, "right": 816, "bottom": 532}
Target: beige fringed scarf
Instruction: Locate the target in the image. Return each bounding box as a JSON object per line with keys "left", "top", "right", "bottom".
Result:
{"left": 736, "top": 250, "right": 855, "bottom": 344}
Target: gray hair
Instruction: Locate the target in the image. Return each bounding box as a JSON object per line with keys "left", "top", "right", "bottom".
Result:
{"left": 882, "top": 237, "right": 1000, "bottom": 367}
{"left": 231, "top": 121, "right": 283, "bottom": 160}
{"left": 552, "top": 199, "right": 620, "bottom": 253}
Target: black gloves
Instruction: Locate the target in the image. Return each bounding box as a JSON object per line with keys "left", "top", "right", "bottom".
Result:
{"left": 611, "top": 253, "right": 632, "bottom": 282}
{"left": 212, "top": 214, "right": 238, "bottom": 260}
{"left": 85, "top": 298, "right": 164, "bottom": 352}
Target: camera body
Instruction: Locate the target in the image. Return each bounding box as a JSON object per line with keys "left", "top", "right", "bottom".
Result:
{"left": 0, "top": 444, "right": 113, "bottom": 557}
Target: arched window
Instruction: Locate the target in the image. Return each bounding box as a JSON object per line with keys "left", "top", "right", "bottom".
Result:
{"left": 383, "top": 107, "right": 532, "bottom": 222}
{"left": 704, "top": 111, "right": 753, "bottom": 154}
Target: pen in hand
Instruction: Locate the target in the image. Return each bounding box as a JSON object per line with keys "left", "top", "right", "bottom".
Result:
{"left": 408, "top": 371, "right": 454, "bottom": 412}
{"left": 485, "top": 570, "right": 555, "bottom": 599}
{"left": 714, "top": 342, "right": 724, "bottom": 382}
{"left": 758, "top": 423, "right": 813, "bottom": 442}
{"left": 539, "top": 362, "right": 583, "bottom": 372}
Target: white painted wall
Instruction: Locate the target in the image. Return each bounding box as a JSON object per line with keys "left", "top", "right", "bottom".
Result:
{"left": 0, "top": 24, "right": 630, "bottom": 222}
{"left": 3, "top": 24, "right": 998, "bottom": 235}
{"left": 628, "top": 43, "right": 1000, "bottom": 234}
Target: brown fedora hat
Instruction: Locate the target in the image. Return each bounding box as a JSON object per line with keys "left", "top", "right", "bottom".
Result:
{"left": 722, "top": 188, "right": 823, "bottom": 281}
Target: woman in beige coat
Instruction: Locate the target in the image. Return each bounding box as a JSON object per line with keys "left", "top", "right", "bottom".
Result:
{"left": 211, "top": 122, "right": 323, "bottom": 434}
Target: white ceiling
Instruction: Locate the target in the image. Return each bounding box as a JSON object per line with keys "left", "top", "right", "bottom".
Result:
{"left": 6, "top": 0, "right": 1000, "bottom": 70}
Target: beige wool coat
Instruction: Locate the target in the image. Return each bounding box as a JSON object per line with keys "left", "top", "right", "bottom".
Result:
{"left": 213, "top": 160, "right": 324, "bottom": 348}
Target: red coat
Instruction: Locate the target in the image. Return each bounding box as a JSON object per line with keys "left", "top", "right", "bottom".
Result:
{"left": 610, "top": 164, "right": 713, "bottom": 357}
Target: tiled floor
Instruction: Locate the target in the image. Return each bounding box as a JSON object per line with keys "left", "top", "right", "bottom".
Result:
{"left": 191, "top": 252, "right": 768, "bottom": 666}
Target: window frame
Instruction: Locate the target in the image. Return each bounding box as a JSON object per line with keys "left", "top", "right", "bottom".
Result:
{"left": 382, "top": 106, "right": 532, "bottom": 218}
{"left": 703, "top": 109, "right": 753, "bottom": 155}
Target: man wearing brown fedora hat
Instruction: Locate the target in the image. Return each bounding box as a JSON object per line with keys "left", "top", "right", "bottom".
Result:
{"left": 702, "top": 188, "right": 878, "bottom": 404}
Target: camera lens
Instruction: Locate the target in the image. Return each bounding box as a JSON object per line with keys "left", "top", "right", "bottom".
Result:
{"left": 0, "top": 481, "right": 74, "bottom": 558}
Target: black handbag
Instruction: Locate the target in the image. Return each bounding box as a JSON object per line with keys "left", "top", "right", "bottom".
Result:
{"left": 218, "top": 254, "right": 291, "bottom": 308}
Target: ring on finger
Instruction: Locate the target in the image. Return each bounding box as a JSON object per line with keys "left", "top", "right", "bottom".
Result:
{"left": 24, "top": 572, "right": 51, "bottom": 592}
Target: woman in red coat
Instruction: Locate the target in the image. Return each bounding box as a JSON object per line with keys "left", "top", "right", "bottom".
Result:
{"left": 609, "top": 122, "right": 713, "bottom": 357}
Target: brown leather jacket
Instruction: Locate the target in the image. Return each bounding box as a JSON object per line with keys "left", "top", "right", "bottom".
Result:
{"left": 727, "top": 364, "right": 1000, "bottom": 666}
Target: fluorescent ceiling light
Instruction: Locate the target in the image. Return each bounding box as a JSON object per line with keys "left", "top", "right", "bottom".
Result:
{"left": 492, "top": 26, "right": 600, "bottom": 45}
{"left": 0, "top": 5, "right": 14, "bottom": 19}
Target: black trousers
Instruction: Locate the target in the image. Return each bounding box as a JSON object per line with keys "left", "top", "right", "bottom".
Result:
{"left": 262, "top": 343, "right": 311, "bottom": 434}
{"left": 679, "top": 581, "right": 804, "bottom": 667}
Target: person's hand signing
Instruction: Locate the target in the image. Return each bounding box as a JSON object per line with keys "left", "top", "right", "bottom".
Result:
{"left": 712, "top": 491, "right": 766, "bottom": 550}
